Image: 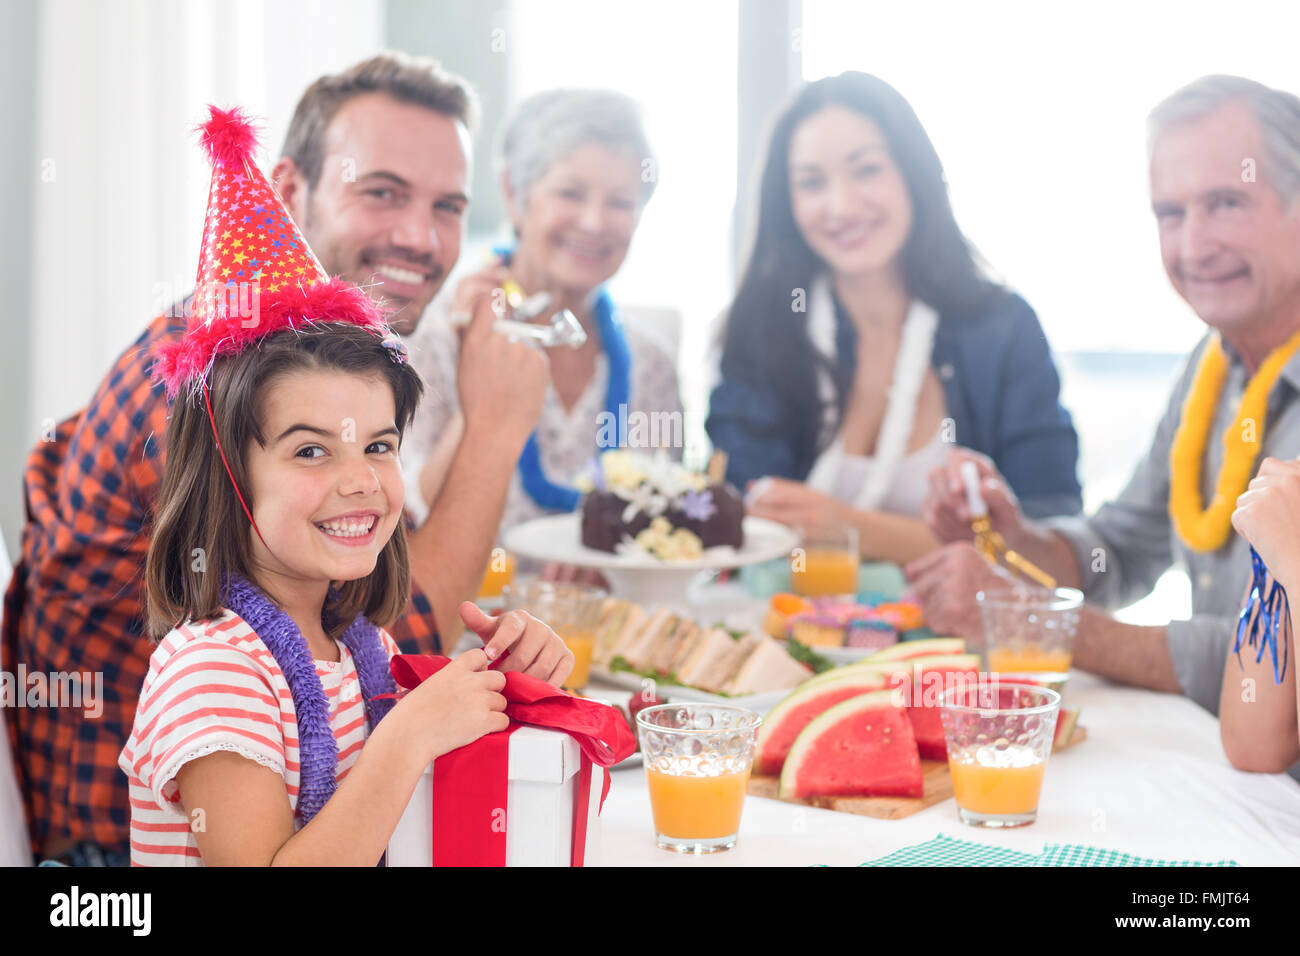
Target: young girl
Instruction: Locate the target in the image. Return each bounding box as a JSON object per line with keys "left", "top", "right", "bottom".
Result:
{"left": 119, "top": 320, "right": 566, "bottom": 866}
{"left": 117, "top": 105, "right": 572, "bottom": 866}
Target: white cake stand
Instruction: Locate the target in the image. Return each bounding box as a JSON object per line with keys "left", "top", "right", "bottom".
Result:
{"left": 503, "top": 514, "right": 798, "bottom": 608}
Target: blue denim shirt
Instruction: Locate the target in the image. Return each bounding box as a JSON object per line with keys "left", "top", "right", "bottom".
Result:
{"left": 705, "top": 292, "right": 1082, "bottom": 519}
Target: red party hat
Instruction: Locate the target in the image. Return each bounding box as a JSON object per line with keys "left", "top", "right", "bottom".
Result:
{"left": 153, "top": 105, "right": 393, "bottom": 398}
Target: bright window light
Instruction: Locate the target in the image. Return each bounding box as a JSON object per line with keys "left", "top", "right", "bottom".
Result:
{"left": 802, "top": 0, "right": 1300, "bottom": 354}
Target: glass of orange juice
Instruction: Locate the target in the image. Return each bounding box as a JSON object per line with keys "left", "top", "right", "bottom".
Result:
{"left": 939, "top": 680, "right": 1061, "bottom": 828}
{"left": 478, "top": 547, "right": 516, "bottom": 599}
{"left": 977, "top": 586, "right": 1082, "bottom": 691}
{"left": 635, "top": 703, "right": 761, "bottom": 853}
{"left": 791, "top": 525, "right": 860, "bottom": 600}
{"left": 501, "top": 581, "right": 604, "bottom": 691}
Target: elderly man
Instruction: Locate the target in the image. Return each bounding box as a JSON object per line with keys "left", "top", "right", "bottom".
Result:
{"left": 908, "top": 75, "right": 1300, "bottom": 724}
{"left": 3, "top": 52, "right": 552, "bottom": 865}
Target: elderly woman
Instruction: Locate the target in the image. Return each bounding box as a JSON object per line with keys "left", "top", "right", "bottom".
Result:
{"left": 403, "top": 88, "right": 682, "bottom": 544}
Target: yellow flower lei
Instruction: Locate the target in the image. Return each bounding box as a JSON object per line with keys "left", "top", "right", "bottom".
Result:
{"left": 1170, "top": 328, "right": 1300, "bottom": 552}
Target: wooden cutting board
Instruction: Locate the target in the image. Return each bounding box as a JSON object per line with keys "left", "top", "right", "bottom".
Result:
{"left": 747, "top": 726, "right": 1087, "bottom": 820}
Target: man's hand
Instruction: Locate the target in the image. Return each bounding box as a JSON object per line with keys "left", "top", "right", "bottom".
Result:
{"left": 1232, "top": 456, "right": 1300, "bottom": 591}
{"left": 459, "top": 602, "right": 575, "bottom": 687}
{"left": 903, "top": 542, "right": 1017, "bottom": 641}
{"left": 922, "top": 447, "right": 1025, "bottom": 544}
{"left": 447, "top": 260, "right": 509, "bottom": 328}
{"left": 746, "top": 477, "right": 854, "bottom": 532}
{"left": 456, "top": 277, "right": 550, "bottom": 450}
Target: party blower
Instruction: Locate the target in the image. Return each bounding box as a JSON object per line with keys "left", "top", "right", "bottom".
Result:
{"left": 495, "top": 277, "right": 587, "bottom": 348}
{"left": 961, "top": 461, "right": 1056, "bottom": 589}
{"left": 447, "top": 275, "right": 588, "bottom": 347}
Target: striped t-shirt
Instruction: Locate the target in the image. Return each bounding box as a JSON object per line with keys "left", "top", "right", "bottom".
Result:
{"left": 118, "top": 609, "right": 399, "bottom": 866}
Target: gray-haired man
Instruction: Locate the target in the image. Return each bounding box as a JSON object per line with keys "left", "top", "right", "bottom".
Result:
{"left": 907, "top": 75, "right": 1300, "bottom": 732}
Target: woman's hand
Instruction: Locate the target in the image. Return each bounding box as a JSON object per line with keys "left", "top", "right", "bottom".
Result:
{"left": 745, "top": 477, "right": 852, "bottom": 531}
{"left": 459, "top": 602, "right": 575, "bottom": 687}
{"left": 1232, "top": 457, "right": 1300, "bottom": 592}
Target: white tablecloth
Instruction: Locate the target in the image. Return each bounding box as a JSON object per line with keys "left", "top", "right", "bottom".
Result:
{"left": 594, "top": 673, "right": 1300, "bottom": 866}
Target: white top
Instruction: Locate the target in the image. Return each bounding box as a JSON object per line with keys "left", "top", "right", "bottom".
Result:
{"left": 803, "top": 278, "right": 942, "bottom": 513}
{"left": 828, "top": 428, "right": 951, "bottom": 518}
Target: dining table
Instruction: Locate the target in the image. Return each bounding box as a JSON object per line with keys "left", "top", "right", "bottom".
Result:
{"left": 587, "top": 580, "right": 1300, "bottom": 867}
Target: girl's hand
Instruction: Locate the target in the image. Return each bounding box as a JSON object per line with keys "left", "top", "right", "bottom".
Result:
{"left": 401, "top": 647, "right": 509, "bottom": 759}
{"left": 459, "top": 602, "right": 575, "bottom": 687}
{"left": 745, "top": 477, "right": 852, "bottom": 531}
{"left": 1232, "top": 457, "right": 1300, "bottom": 591}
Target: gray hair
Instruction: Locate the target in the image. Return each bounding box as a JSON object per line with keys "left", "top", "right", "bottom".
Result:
{"left": 1148, "top": 74, "right": 1300, "bottom": 206}
{"left": 499, "top": 88, "right": 657, "bottom": 208}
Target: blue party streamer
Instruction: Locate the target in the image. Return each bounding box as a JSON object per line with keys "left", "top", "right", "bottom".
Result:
{"left": 1234, "top": 546, "right": 1290, "bottom": 684}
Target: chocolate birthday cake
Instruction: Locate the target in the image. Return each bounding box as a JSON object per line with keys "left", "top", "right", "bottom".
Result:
{"left": 578, "top": 451, "right": 745, "bottom": 560}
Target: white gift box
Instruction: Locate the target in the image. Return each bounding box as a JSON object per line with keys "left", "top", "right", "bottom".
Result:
{"left": 388, "top": 725, "right": 605, "bottom": 867}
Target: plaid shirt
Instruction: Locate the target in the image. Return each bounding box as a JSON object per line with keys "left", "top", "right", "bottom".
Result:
{"left": 1, "top": 311, "right": 441, "bottom": 857}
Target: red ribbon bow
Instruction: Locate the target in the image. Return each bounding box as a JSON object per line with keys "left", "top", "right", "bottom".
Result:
{"left": 390, "top": 654, "right": 636, "bottom": 866}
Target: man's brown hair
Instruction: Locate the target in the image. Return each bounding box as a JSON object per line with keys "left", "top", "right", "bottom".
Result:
{"left": 282, "top": 50, "right": 480, "bottom": 190}
{"left": 145, "top": 323, "right": 425, "bottom": 640}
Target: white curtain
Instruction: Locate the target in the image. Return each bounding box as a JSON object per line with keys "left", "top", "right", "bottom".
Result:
{"left": 28, "top": 0, "right": 385, "bottom": 429}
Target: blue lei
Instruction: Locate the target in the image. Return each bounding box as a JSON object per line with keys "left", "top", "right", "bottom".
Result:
{"left": 1234, "top": 547, "right": 1291, "bottom": 684}
{"left": 495, "top": 247, "right": 631, "bottom": 511}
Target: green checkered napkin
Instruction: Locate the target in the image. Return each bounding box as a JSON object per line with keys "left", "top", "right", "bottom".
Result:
{"left": 1034, "top": 843, "right": 1237, "bottom": 867}
{"left": 856, "top": 834, "right": 1237, "bottom": 867}
{"left": 859, "top": 834, "right": 1041, "bottom": 867}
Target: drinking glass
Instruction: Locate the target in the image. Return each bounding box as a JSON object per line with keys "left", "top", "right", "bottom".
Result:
{"left": 939, "top": 681, "right": 1061, "bottom": 828}
{"left": 636, "top": 703, "right": 761, "bottom": 853}
{"left": 791, "top": 525, "right": 860, "bottom": 600}
{"left": 501, "top": 581, "right": 605, "bottom": 690}
{"left": 977, "top": 586, "right": 1082, "bottom": 693}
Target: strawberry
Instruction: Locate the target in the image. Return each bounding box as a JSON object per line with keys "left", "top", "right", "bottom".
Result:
{"left": 627, "top": 688, "right": 665, "bottom": 729}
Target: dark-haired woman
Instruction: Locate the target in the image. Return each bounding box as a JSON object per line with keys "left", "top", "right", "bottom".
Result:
{"left": 707, "top": 72, "right": 1081, "bottom": 564}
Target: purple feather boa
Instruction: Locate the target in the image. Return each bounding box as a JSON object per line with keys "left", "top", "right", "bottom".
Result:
{"left": 221, "top": 573, "right": 397, "bottom": 825}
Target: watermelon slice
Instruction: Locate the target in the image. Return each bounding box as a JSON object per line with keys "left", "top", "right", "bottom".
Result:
{"left": 982, "top": 676, "right": 1079, "bottom": 751}
{"left": 865, "top": 637, "right": 965, "bottom": 662}
{"left": 1052, "top": 707, "right": 1080, "bottom": 750}
{"left": 754, "top": 670, "right": 888, "bottom": 775}
{"left": 799, "top": 658, "right": 913, "bottom": 693}
{"left": 907, "top": 655, "right": 981, "bottom": 760}
{"left": 779, "top": 690, "right": 923, "bottom": 799}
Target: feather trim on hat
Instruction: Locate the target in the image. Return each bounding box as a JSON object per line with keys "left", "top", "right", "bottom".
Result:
{"left": 152, "top": 277, "right": 388, "bottom": 399}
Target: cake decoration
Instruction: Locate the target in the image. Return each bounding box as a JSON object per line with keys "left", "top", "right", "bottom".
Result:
{"left": 579, "top": 450, "right": 744, "bottom": 559}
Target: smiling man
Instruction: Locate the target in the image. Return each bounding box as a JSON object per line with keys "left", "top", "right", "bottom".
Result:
{"left": 907, "top": 76, "right": 1300, "bottom": 730}
{"left": 2, "top": 53, "right": 550, "bottom": 866}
